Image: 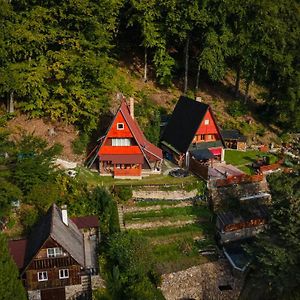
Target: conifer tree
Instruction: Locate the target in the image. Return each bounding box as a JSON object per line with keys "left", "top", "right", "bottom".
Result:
{"left": 0, "top": 233, "right": 27, "bottom": 300}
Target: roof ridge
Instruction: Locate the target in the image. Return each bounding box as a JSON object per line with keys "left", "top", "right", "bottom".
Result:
{"left": 50, "top": 203, "right": 56, "bottom": 235}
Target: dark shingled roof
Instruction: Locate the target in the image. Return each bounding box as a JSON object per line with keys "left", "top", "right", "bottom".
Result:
{"left": 190, "top": 148, "right": 214, "bottom": 160}
{"left": 71, "top": 216, "right": 99, "bottom": 229}
{"left": 189, "top": 140, "right": 224, "bottom": 151}
{"left": 161, "top": 96, "right": 221, "bottom": 153}
{"left": 221, "top": 130, "right": 247, "bottom": 142}
{"left": 22, "top": 204, "right": 84, "bottom": 273}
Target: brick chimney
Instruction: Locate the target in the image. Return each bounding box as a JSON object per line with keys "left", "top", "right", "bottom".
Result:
{"left": 129, "top": 97, "right": 134, "bottom": 119}
{"left": 61, "top": 205, "right": 68, "bottom": 226}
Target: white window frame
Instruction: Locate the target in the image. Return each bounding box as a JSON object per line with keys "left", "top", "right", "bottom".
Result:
{"left": 204, "top": 119, "right": 209, "bottom": 125}
{"left": 117, "top": 123, "right": 124, "bottom": 130}
{"left": 37, "top": 271, "right": 48, "bottom": 282}
{"left": 59, "top": 269, "right": 69, "bottom": 279}
{"left": 47, "top": 247, "right": 63, "bottom": 258}
{"left": 112, "top": 138, "right": 131, "bottom": 146}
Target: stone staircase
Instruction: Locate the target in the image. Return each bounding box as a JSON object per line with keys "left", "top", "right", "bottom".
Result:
{"left": 117, "top": 205, "right": 125, "bottom": 231}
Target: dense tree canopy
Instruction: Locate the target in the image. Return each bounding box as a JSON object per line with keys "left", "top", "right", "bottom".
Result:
{"left": 0, "top": 0, "right": 299, "bottom": 131}
{"left": 105, "top": 232, "right": 164, "bottom": 300}
{"left": 241, "top": 172, "right": 300, "bottom": 300}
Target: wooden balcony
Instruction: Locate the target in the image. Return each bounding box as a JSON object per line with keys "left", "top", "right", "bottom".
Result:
{"left": 114, "top": 166, "right": 141, "bottom": 177}
{"left": 31, "top": 256, "right": 75, "bottom": 270}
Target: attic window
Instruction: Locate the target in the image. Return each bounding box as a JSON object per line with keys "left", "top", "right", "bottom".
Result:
{"left": 204, "top": 119, "right": 209, "bottom": 125}
{"left": 38, "top": 271, "right": 48, "bottom": 282}
{"left": 117, "top": 123, "right": 124, "bottom": 130}
{"left": 47, "top": 247, "right": 63, "bottom": 258}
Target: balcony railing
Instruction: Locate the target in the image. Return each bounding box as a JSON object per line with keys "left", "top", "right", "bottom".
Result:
{"left": 31, "top": 256, "right": 74, "bottom": 269}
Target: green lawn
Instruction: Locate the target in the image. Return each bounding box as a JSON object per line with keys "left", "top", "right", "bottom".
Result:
{"left": 124, "top": 205, "right": 212, "bottom": 222}
{"left": 225, "top": 150, "right": 278, "bottom": 174}
{"left": 125, "top": 201, "right": 216, "bottom": 273}
{"left": 151, "top": 237, "right": 214, "bottom": 274}
{"left": 135, "top": 200, "right": 182, "bottom": 207}
{"left": 77, "top": 167, "right": 199, "bottom": 187}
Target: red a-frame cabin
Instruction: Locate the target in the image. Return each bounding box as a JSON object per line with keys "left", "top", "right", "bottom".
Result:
{"left": 98, "top": 98, "right": 163, "bottom": 179}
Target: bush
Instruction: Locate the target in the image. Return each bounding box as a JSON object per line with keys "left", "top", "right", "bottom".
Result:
{"left": 72, "top": 133, "right": 89, "bottom": 155}
{"left": 106, "top": 232, "right": 164, "bottom": 300}
{"left": 227, "top": 101, "right": 247, "bottom": 117}
{"left": 113, "top": 186, "right": 132, "bottom": 202}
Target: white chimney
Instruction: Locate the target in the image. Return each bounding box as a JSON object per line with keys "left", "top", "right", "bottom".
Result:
{"left": 195, "top": 96, "right": 202, "bottom": 102}
{"left": 129, "top": 97, "right": 134, "bottom": 119}
{"left": 61, "top": 205, "right": 68, "bottom": 226}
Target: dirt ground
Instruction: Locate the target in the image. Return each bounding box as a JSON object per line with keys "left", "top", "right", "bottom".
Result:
{"left": 7, "top": 114, "right": 85, "bottom": 162}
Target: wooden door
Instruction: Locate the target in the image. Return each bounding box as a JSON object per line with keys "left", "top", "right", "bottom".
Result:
{"left": 41, "top": 288, "right": 66, "bottom": 300}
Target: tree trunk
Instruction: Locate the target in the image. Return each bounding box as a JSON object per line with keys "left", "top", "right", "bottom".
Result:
{"left": 184, "top": 35, "right": 190, "bottom": 94}
{"left": 195, "top": 59, "right": 201, "bottom": 91}
{"left": 234, "top": 65, "right": 241, "bottom": 97}
{"left": 244, "top": 79, "right": 251, "bottom": 103}
{"left": 144, "top": 47, "right": 148, "bottom": 82}
{"left": 7, "top": 91, "right": 14, "bottom": 113}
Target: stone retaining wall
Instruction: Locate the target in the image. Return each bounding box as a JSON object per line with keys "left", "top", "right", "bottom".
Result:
{"left": 132, "top": 189, "right": 198, "bottom": 200}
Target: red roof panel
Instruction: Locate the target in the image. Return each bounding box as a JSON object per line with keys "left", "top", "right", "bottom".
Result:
{"left": 71, "top": 216, "right": 99, "bottom": 229}
{"left": 8, "top": 239, "right": 27, "bottom": 270}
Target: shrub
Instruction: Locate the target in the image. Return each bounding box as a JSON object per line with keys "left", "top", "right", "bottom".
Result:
{"left": 113, "top": 186, "right": 132, "bottom": 202}
{"left": 106, "top": 232, "right": 164, "bottom": 300}
{"left": 227, "top": 101, "right": 247, "bottom": 117}
{"left": 72, "top": 133, "right": 89, "bottom": 155}
{"left": 257, "top": 126, "right": 266, "bottom": 137}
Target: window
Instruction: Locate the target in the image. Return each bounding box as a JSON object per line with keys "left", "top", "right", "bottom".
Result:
{"left": 47, "top": 247, "right": 63, "bottom": 258}
{"left": 200, "top": 134, "right": 205, "bottom": 140}
{"left": 204, "top": 119, "right": 209, "bottom": 125}
{"left": 38, "top": 271, "right": 48, "bottom": 281}
{"left": 117, "top": 123, "right": 124, "bottom": 130}
{"left": 59, "top": 269, "right": 69, "bottom": 279}
{"left": 112, "top": 138, "right": 131, "bottom": 146}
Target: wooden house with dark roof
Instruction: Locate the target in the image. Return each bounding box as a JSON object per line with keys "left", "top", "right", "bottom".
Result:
{"left": 221, "top": 129, "right": 247, "bottom": 151}
{"left": 97, "top": 97, "right": 163, "bottom": 178}
{"left": 161, "top": 96, "right": 225, "bottom": 168}
{"left": 9, "top": 204, "right": 100, "bottom": 300}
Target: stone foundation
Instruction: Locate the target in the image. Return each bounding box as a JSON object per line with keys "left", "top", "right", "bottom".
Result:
{"left": 65, "top": 284, "right": 83, "bottom": 300}
{"left": 28, "top": 290, "right": 41, "bottom": 300}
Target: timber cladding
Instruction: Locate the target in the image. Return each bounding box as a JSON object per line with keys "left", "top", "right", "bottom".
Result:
{"left": 26, "top": 265, "right": 81, "bottom": 290}
{"left": 189, "top": 157, "right": 208, "bottom": 180}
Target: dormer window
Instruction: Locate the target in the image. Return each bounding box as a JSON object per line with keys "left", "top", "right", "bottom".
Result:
{"left": 117, "top": 123, "right": 124, "bottom": 130}
{"left": 204, "top": 119, "right": 209, "bottom": 125}
{"left": 47, "top": 247, "right": 63, "bottom": 258}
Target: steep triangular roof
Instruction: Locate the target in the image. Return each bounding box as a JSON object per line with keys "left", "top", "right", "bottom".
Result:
{"left": 22, "top": 204, "right": 84, "bottom": 274}
{"left": 161, "top": 96, "right": 224, "bottom": 153}
{"left": 100, "top": 99, "right": 163, "bottom": 164}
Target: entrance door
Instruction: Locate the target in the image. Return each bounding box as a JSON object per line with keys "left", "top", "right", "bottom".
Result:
{"left": 41, "top": 288, "right": 66, "bottom": 300}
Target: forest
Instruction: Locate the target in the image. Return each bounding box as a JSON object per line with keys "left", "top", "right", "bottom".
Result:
{"left": 0, "top": 0, "right": 299, "bottom": 133}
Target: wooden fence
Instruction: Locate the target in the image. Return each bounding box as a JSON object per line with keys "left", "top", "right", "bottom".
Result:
{"left": 214, "top": 173, "right": 264, "bottom": 188}
{"left": 189, "top": 158, "right": 208, "bottom": 180}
